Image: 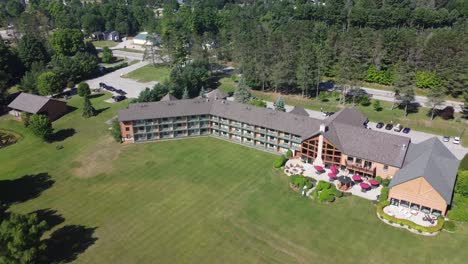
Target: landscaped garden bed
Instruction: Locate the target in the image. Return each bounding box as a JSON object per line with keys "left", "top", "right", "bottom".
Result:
{"left": 289, "top": 174, "right": 315, "bottom": 194}
{"left": 310, "top": 180, "right": 347, "bottom": 203}
{"left": 0, "top": 129, "right": 21, "bottom": 149}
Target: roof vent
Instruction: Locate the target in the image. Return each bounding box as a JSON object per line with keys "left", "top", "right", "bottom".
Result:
{"left": 402, "top": 144, "right": 406, "bottom": 150}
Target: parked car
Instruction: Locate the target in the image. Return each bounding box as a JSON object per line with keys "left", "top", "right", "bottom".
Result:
{"left": 376, "top": 122, "right": 384, "bottom": 129}
{"left": 385, "top": 123, "right": 393, "bottom": 130}
{"left": 394, "top": 124, "right": 402, "bottom": 132}
{"left": 402, "top": 127, "right": 411, "bottom": 134}
{"left": 116, "top": 89, "right": 127, "bottom": 95}
{"left": 321, "top": 111, "right": 334, "bottom": 117}
{"left": 442, "top": 135, "right": 450, "bottom": 142}
{"left": 453, "top": 137, "right": 460, "bottom": 145}
{"left": 112, "top": 95, "right": 126, "bottom": 102}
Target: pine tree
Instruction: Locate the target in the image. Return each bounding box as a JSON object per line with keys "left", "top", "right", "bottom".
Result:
{"left": 426, "top": 86, "right": 446, "bottom": 120}
{"left": 82, "top": 96, "right": 96, "bottom": 118}
{"left": 234, "top": 78, "right": 251, "bottom": 103}
{"left": 275, "top": 97, "right": 286, "bottom": 112}
{"left": 182, "top": 87, "right": 189, "bottom": 99}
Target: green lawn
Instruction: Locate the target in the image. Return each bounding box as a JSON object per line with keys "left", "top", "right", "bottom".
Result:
{"left": 122, "top": 64, "right": 171, "bottom": 83}
{"left": 92, "top": 41, "right": 119, "bottom": 48}
{"left": 0, "top": 93, "right": 467, "bottom": 263}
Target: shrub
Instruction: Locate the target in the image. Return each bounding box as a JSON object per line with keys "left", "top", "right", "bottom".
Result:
{"left": 29, "top": 114, "right": 53, "bottom": 141}
{"left": 21, "top": 112, "right": 31, "bottom": 127}
{"left": 286, "top": 149, "right": 293, "bottom": 158}
{"left": 315, "top": 180, "right": 331, "bottom": 191}
{"left": 447, "top": 194, "right": 468, "bottom": 221}
{"left": 110, "top": 120, "right": 122, "bottom": 143}
{"left": 273, "top": 155, "right": 287, "bottom": 168}
{"left": 382, "top": 178, "right": 391, "bottom": 187}
{"left": 379, "top": 187, "right": 389, "bottom": 202}
{"left": 375, "top": 176, "right": 383, "bottom": 184}
{"left": 443, "top": 221, "right": 456, "bottom": 232}
{"left": 291, "top": 175, "right": 314, "bottom": 190}
{"left": 373, "top": 99, "right": 382, "bottom": 111}
{"left": 454, "top": 170, "right": 468, "bottom": 196}
{"left": 319, "top": 189, "right": 335, "bottom": 202}
{"left": 333, "top": 189, "right": 343, "bottom": 198}
{"left": 440, "top": 106, "right": 454, "bottom": 120}
{"left": 105, "top": 62, "right": 128, "bottom": 73}
{"left": 360, "top": 96, "right": 371, "bottom": 106}
{"left": 66, "top": 80, "right": 75, "bottom": 88}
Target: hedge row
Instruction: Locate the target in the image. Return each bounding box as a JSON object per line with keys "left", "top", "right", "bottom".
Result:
{"left": 273, "top": 155, "right": 287, "bottom": 168}
{"left": 376, "top": 201, "right": 444, "bottom": 234}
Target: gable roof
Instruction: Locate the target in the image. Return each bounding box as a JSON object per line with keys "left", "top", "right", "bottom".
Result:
{"left": 8, "top": 93, "right": 58, "bottom": 114}
{"left": 206, "top": 89, "right": 228, "bottom": 100}
{"left": 325, "top": 107, "right": 368, "bottom": 127}
{"left": 389, "top": 137, "right": 460, "bottom": 204}
{"left": 289, "top": 106, "right": 309, "bottom": 117}
{"left": 160, "top": 93, "right": 178, "bottom": 102}
{"left": 323, "top": 122, "right": 410, "bottom": 167}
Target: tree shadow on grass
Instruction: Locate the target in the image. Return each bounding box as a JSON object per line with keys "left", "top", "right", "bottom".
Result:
{"left": 0, "top": 173, "right": 54, "bottom": 207}
{"left": 95, "top": 107, "right": 110, "bottom": 116}
{"left": 30, "top": 209, "right": 65, "bottom": 230}
{"left": 49, "top": 128, "right": 76, "bottom": 142}
{"left": 88, "top": 93, "right": 104, "bottom": 99}
{"left": 42, "top": 225, "right": 97, "bottom": 264}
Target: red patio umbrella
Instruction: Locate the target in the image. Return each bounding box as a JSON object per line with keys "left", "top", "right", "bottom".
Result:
{"left": 314, "top": 166, "right": 324, "bottom": 172}
{"left": 328, "top": 172, "right": 337, "bottom": 179}
{"left": 360, "top": 182, "right": 370, "bottom": 189}
{"left": 369, "top": 179, "right": 379, "bottom": 186}
{"left": 330, "top": 165, "right": 338, "bottom": 174}
{"left": 352, "top": 175, "right": 362, "bottom": 181}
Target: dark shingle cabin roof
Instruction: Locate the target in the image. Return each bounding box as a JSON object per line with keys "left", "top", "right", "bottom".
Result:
{"left": 325, "top": 107, "right": 368, "bottom": 127}
{"left": 8, "top": 93, "right": 57, "bottom": 114}
{"left": 206, "top": 89, "right": 229, "bottom": 100}
{"left": 389, "top": 137, "right": 460, "bottom": 204}
{"left": 160, "top": 93, "right": 178, "bottom": 102}
{"left": 289, "top": 106, "right": 309, "bottom": 117}
{"left": 119, "top": 98, "right": 322, "bottom": 138}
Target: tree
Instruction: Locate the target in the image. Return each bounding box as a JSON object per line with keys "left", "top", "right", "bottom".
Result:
{"left": 373, "top": 99, "right": 382, "bottom": 111}
{"left": 135, "top": 82, "right": 171, "bottom": 103}
{"left": 463, "top": 92, "right": 468, "bottom": 119}
{"left": 73, "top": 52, "right": 98, "bottom": 79}
{"left": 50, "top": 29, "right": 85, "bottom": 57}
{"left": 82, "top": 96, "right": 96, "bottom": 118}
{"left": 101, "top": 47, "right": 113, "bottom": 64}
{"left": 199, "top": 86, "right": 206, "bottom": 98}
{"left": 182, "top": 87, "right": 189, "bottom": 99}
{"left": 318, "top": 92, "right": 329, "bottom": 102}
{"left": 170, "top": 60, "right": 209, "bottom": 97}
{"left": 110, "top": 119, "right": 122, "bottom": 143}
{"left": 5, "top": 0, "right": 24, "bottom": 17}
{"left": 28, "top": 114, "right": 53, "bottom": 141}
{"left": 0, "top": 213, "right": 47, "bottom": 264}
{"left": 234, "top": 78, "right": 250, "bottom": 103}
{"left": 19, "top": 64, "right": 44, "bottom": 94}
{"left": 37, "top": 71, "right": 62, "bottom": 96}
{"left": 426, "top": 86, "right": 446, "bottom": 120}
{"left": 274, "top": 97, "right": 285, "bottom": 112}
{"left": 77, "top": 82, "right": 91, "bottom": 97}
{"left": 17, "top": 34, "right": 48, "bottom": 69}
{"left": 296, "top": 39, "right": 317, "bottom": 97}
{"left": 360, "top": 96, "right": 371, "bottom": 106}
{"left": 394, "top": 63, "right": 415, "bottom": 116}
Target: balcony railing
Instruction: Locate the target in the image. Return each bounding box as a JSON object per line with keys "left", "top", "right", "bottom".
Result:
{"left": 345, "top": 161, "right": 375, "bottom": 175}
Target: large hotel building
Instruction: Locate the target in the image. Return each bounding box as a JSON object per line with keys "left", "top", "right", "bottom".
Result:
{"left": 118, "top": 89, "right": 460, "bottom": 215}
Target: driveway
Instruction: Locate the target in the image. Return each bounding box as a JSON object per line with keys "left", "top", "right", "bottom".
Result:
{"left": 86, "top": 61, "right": 157, "bottom": 98}
{"left": 112, "top": 50, "right": 144, "bottom": 61}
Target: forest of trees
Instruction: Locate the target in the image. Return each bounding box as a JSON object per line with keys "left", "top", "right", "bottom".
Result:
{"left": 1, "top": 0, "right": 467, "bottom": 108}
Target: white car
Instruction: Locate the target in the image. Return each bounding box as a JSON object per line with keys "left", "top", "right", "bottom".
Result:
{"left": 453, "top": 137, "right": 460, "bottom": 145}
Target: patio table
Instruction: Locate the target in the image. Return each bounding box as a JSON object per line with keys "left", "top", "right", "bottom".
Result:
{"left": 369, "top": 179, "right": 379, "bottom": 186}
{"left": 359, "top": 182, "right": 370, "bottom": 189}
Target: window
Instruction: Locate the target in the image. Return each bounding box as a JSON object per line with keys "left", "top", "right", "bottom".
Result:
{"left": 125, "top": 127, "right": 130, "bottom": 131}
{"left": 126, "top": 135, "right": 131, "bottom": 139}
{"left": 347, "top": 156, "right": 354, "bottom": 162}
{"left": 383, "top": 165, "right": 389, "bottom": 172}
{"left": 355, "top": 158, "right": 362, "bottom": 164}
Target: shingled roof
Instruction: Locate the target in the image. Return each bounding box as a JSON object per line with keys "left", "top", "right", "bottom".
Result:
{"left": 8, "top": 93, "right": 56, "bottom": 114}
{"left": 389, "top": 138, "right": 460, "bottom": 204}
{"left": 325, "top": 107, "right": 368, "bottom": 127}
{"left": 160, "top": 93, "right": 178, "bottom": 102}
{"left": 289, "top": 106, "right": 309, "bottom": 117}
{"left": 206, "top": 89, "right": 229, "bottom": 100}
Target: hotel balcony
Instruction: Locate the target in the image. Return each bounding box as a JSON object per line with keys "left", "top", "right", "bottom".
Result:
{"left": 345, "top": 161, "right": 375, "bottom": 175}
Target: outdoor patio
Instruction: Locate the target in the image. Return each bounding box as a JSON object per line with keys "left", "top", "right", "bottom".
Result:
{"left": 383, "top": 205, "right": 438, "bottom": 227}
{"left": 284, "top": 159, "right": 382, "bottom": 201}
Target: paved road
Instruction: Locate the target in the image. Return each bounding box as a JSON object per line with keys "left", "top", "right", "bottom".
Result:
{"left": 359, "top": 87, "right": 463, "bottom": 112}
{"left": 112, "top": 50, "right": 144, "bottom": 61}
{"left": 228, "top": 96, "right": 467, "bottom": 159}
{"left": 86, "top": 61, "right": 157, "bottom": 98}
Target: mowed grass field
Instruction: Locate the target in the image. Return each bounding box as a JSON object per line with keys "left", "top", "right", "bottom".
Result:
{"left": 122, "top": 64, "right": 171, "bottom": 83}
{"left": 0, "top": 93, "right": 467, "bottom": 263}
